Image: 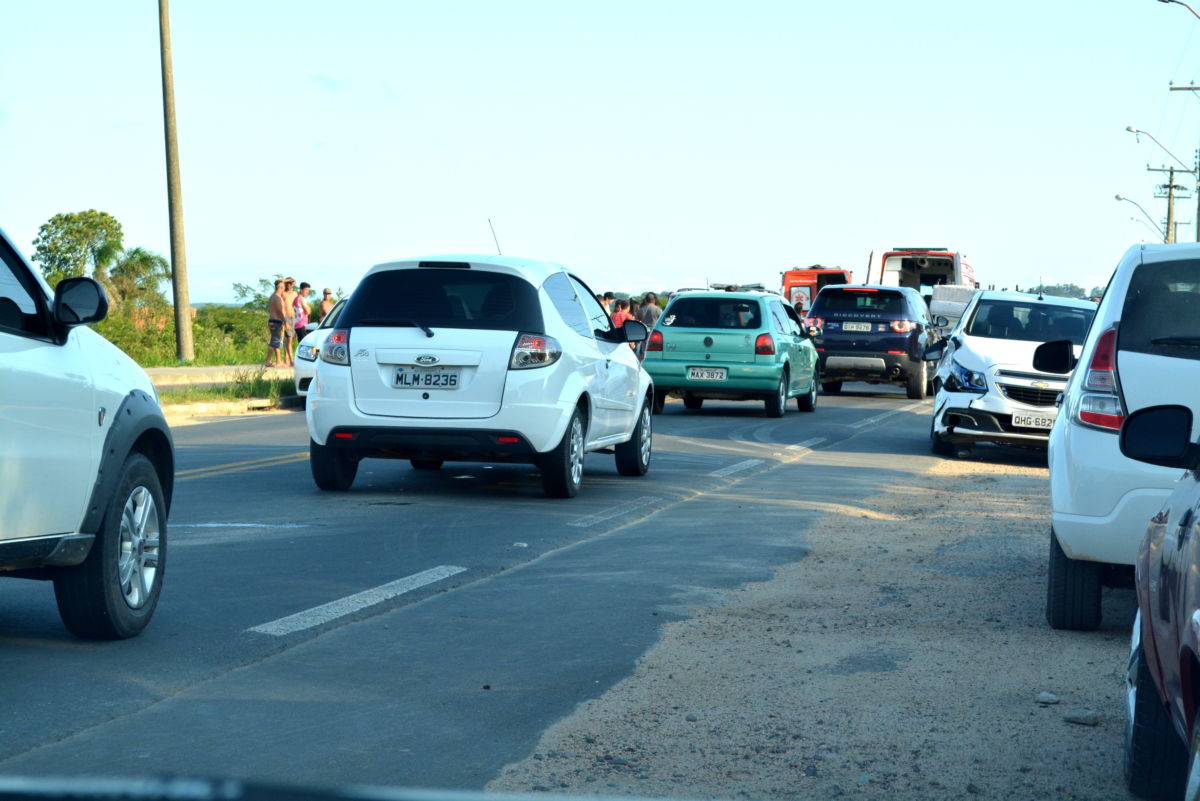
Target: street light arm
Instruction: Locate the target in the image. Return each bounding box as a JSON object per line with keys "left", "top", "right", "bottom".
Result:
{"left": 1116, "top": 194, "right": 1167, "bottom": 240}
{"left": 1159, "top": 0, "right": 1200, "bottom": 20}
{"left": 1125, "top": 125, "right": 1194, "bottom": 171}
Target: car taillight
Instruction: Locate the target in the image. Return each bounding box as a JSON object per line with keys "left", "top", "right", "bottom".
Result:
{"left": 509, "top": 332, "right": 562, "bottom": 369}
{"left": 320, "top": 329, "right": 350, "bottom": 365}
{"left": 647, "top": 330, "right": 664, "bottom": 351}
{"left": 1083, "top": 328, "right": 1117, "bottom": 392}
{"left": 1079, "top": 395, "right": 1125, "bottom": 430}
{"left": 891, "top": 320, "right": 916, "bottom": 333}
{"left": 804, "top": 316, "right": 824, "bottom": 330}
{"left": 755, "top": 333, "right": 775, "bottom": 355}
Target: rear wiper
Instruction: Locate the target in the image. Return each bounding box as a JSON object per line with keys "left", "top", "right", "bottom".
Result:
{"left": 354, "top": 318, "right": 434, "bottom": 337}
{"left": 1152, "top": 336, "right": 1200, "bottom": 347}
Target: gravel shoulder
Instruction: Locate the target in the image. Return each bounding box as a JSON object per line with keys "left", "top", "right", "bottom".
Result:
{"left": 487, "top": 449, "right": 1138, "bottom": 800}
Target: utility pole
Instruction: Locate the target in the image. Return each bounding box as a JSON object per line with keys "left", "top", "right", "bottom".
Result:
{"left": 1149, "top": 166, "right": 1192, "bottom": 243}
{"left": 1169, "top": 84, "right": 1200, "bottom": 241}
{"left": 159, "top": 0, "right": 194, "bottom": 361}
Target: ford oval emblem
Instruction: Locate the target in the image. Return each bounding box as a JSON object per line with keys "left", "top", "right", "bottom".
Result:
{"left": 416, "top": 354, "right": 439, "bottom": 366}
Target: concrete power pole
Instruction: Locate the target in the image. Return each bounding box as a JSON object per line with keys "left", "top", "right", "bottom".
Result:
{"left": 1150, "top": 166, "right": 1191, "bottom": 244}
{"left": 159, "top": 0, "right": 194, "bottom": 362}
{"left": 1168, "top": 84, "right": 1200, "bottom": 241}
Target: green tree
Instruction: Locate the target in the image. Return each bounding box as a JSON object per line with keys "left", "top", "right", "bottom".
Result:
{"left": 1088, "top": 285, "right": 1106, "bottom": 300}
{"left": 1028, "top": 283, "right": 1086, "bottom": 299}
{"left": 110, "top": 247, "right": 171, "bottom": 308}
{"left": 31, "top": 210, "right": 124, "bottom": 286}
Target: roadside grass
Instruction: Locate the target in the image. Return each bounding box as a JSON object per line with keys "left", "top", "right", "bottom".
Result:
{"left": 156, "top": 368, "right": 296, "bottom": 405}
{"left": 96, "top": 305, "right": 273, "bottom": 367}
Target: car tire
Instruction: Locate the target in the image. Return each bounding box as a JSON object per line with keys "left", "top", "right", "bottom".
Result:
{"left": 310, "top": 438, "right": 358, "bottom": 491}
{"left": 1181, "top": 712, "right": 1200, "bottom": 801}
{"left": 615, "top": 399, "right": 652, "bottom": 477}
{"left": 1046, "top": 529, "right": 1102, "bottom": 630}
{"left": 1125, "top": 639, "right": 1187, "bottom": 799}
{"left": 822, "top": 381, "right": 842, "bottom": 394}
{"left": 410, "top": 459, "right": 443, "bottom": 470}
{"left": 797, "top": 368, "right": 818, "bottom": 412}
{"left": 765, "top": 371, "right": 788, "bottom": 418}
{"left": 683, "top": 396, "right": 704, "bottom": 410}
{"left": 930, "top": 416, "right": 954, "bottom": 456}
{"left": 541, "top": 409, "right": 585, "bottom": 498}
{"left": 652, "top": 390, "right": 666, "bottom": 415}
{"left": 906, "top": 361, "right": 928, "bottom": 400}
{"left": 53, "top": 452, "right": 166, "bottom": 640}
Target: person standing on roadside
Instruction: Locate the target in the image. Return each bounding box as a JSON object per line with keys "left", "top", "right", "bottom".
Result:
{"left": 294, "top": 282, "right": 312, "bottom": 341}
{"left": 635, "top": 291, "right": 662, "bottom": 360}
{"left": 281, "top": 277, "right": 298, "bottom": 366}
{"left": 264, "top": 279, "right": 287, "bottom": 367}
{"left": 602, "top": 291, "right": 615, "bottom": 314}
{"left": 611, "top": 299, "right": 634, "bottom": 328}
{"left": 319, "top": 288, "right": 335, "bottom": 322}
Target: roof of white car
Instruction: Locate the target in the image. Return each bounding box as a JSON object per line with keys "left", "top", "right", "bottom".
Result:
{"left": 367, "top": 254, "right": 569, "bottom": 282}
{"left": 973, "top": 289, "right": 1096, "bottom": 309}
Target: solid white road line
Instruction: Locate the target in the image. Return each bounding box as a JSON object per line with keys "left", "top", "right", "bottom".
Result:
{"left": 709, "top": 458, "right": 766, "bottom": 477}
{"left": 247, "top": 565, "right": 467, "bottom": 636}
{"left": 848, "top": 401, "right": 926, "bottom": 429}
{"left": 567, "top": 496, "right": 664, "bottom": 528}
{"left": 786, "top": 436, "right": 827, "bottom": 451}
{"left": 176, "top": 523, "right": 311, "bottom": 529}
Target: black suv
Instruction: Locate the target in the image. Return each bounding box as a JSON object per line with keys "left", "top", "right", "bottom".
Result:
{"left": 806, "top": 284, "right": 941, "bottom": 399}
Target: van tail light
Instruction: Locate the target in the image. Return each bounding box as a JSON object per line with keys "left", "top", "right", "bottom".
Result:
{"left": 891, "top": 320, "right": 916, "bottom": 333}
{"left": 320, "top": 329, "right": 351, "bottom": 365}
{"left": 755, "top": 333, "right": 776, "bottom": 355}
{"left": 647, "top": 330, "right": 664, "bottom": 351}
{"left": 509, "top": 332, "right": 562, "bottom": 369}
{"left": 804, "top": 316, "right": 824, "bottom": 330}
{"left": 1075, "top": 326, "right": 1124, "bottom": 432}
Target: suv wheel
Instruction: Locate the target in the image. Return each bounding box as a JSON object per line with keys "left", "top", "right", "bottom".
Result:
{"left": 906, "top": 361, "right": 928, "bottom": 400}
{"left": 1125, "top": 637, "right": 1187, "bottom": 797}
{"left": 53, "top": 453, "right": 166, "bottom": 640}
{"left": 615, "top": 400, "right": 652, "bottom": 477}
{"left": 1046, "top": 529, "right": 1102, "bottom": 630}
{"left": 930, "top": 417, "right": 954, "bottom": 456}
{"left": 797, "top": 367, "right": 818, "bottom": 412}
{"left": 683, "top": 396, "right": 703, "bottom": 410}
{"left": 765, "top": 371, "right": 788, "bottom": 418}
{"left": 311, "top": 438, "right": 359, "bottom": 491}
{"left": 541, "top": 409, "right": 585, "bottom": 498}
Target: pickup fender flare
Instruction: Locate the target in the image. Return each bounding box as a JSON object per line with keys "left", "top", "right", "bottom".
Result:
{"left": 80, "top": 390, "right": 175, "bottom": 535}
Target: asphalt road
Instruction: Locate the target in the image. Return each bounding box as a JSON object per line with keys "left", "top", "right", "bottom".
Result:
{"left": 0, "top": 387, "right": 952, "bottom": 789}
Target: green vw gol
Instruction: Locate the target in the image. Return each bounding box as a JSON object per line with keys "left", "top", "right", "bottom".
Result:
{"left": 643, "top": 289, "right": 820, "bottom": 417}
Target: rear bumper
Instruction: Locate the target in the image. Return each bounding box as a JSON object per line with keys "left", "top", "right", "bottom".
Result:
{"left": 323, "top": 426, "right": 540, "bottom": 464}
{"left": 643, "top": 360, "right": 782, "bottom": 399}
{"left": 818, "top": 350, "right": 918, "bottom": 384}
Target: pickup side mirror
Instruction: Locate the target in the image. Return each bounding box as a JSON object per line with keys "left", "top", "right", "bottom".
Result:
{"left": 53, "top": 277, "right": 109, "bottom": 329}
{"left": 1120, "top": 405, "right": 1199, "bottom": 469}
{"left": 1033, "top": 339, "right": 1076, "bottom": 374}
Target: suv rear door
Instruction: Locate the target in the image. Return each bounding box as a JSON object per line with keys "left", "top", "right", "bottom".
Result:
{"left": 341, "top": 266, "right": 543, "bottom": 420}
{"left": 812, "top": 287, "right": 911, "bottom": 352}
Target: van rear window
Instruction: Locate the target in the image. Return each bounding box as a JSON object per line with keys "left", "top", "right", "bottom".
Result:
{"left": 1119, "top": 260, "right": 1200, "bottom": 361}
{"left": 811, "top": 289, "right": 906, "bottom": 315}
{"left": 661, "top": 297, "right": 762, "bottom": 329}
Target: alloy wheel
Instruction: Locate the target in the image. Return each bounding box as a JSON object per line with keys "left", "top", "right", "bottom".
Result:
{"left": 118, "top": 485, "right": 160, "bottom": 609}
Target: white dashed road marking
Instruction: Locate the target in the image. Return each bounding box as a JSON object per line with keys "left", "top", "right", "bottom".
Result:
{"left": 709, "top": 458, "right": 766, "bottom": 477}
{"left": 568, "top": 496, "right": 665, "bottom": 528}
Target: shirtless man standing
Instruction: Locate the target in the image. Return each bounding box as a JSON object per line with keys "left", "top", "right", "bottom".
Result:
{"left": 281, "top": 277, "right": 298, "bottom": 366}
{"left": 264, "top": 279, "right": 287, "bottom": 367}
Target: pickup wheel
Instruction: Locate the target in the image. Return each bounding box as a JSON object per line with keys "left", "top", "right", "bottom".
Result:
{"left": 311, "top": 438, "right": 358, "bottom": 491}
{"left": 541, "top": 409, "right": 585, "bottom": 498}
{"left": 53, "top": 452, "right": 166, "bottom": 640}
{"left": 1125, "top": 637, "right": 1187, "bottom": 798}
{"left": 1046, "top": 529, "right": 1102, "bottom": 630}
{"left": 615, "top": 400, "right": 652, "bottom": 477}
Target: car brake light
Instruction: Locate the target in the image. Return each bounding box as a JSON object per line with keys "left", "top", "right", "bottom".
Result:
{"left": 647, "top": 330, "right": 664, "bottom": 351}
{"left": 509, "top": 332, "right": 562, "bottom": 369}
{"left": 755, "top": 333, "right": 775, "bottom": 355}
{"left": 320, "top": 329, "right": 350, "bottom": 365}
{"left": 804, "top": 316, "right": 824, "bottom": 330}
{"left": 496, "top": 436, "right": 520, "bottom": 444}
{"left": 1083, "top": 328, "right": 1117, "bottom": 392}
{"left": 333, "top": 432, "right": 355, "bottom": 440}
{"left": 891, "top": 320, "right": 916, "bottom": 333}
{"left": 1079, "top": 395, "right": 1124, "bottom": 430}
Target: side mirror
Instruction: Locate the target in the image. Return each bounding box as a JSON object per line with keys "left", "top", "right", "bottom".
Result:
{"left": 53, "top": 277, "right": 108, "bottom": 327}
{"left": 1120, "top": 405, "right": 1198, "bottom": 469}
{"left": 1033, "top": 339, "right": 1076, "bottom": 374}
{"left": 925, "top": 340, "right": 947, "bottom": 361}
{"left": 934, "top": 315, "right": 950, "bottom": 327}
{"left": 622, "top": 319, "right": 648, "bottom": 343}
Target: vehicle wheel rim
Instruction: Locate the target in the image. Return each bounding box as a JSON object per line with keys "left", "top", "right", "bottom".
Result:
{"left": 118, "top": 485, "right": 160, "bottom": 610}
{"left": 569, "top": 418, "right": 584, "bottom": 487}
{"left": 639, "top": 406, "right": 652, "bottom": 466}
{"left": 778, "top": 378, "right": 787, "bottom": 408}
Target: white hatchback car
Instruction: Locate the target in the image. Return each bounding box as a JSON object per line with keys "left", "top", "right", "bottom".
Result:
{"left": 1035, "top": 243, "right": 1200, "bottom": 630}
{"left": 0, "top": 227, "right": 173, "bottom": 639}
{"left": 294, "top": 297, "right": 345, "bottom": 396}
{"left": 928, "top": 290, "right": 1096, "bottom": 455}
{"left": 306, "top": 255, "right": 654, "bottom": 498}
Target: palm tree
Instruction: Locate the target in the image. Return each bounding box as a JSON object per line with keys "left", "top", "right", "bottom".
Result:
{"left": 109, "top": 247, "right": 171, "bottom": 308}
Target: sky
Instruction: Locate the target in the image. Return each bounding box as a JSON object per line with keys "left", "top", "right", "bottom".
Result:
{"left": 4, "top": 1, "right": 1200, "bottom": 303}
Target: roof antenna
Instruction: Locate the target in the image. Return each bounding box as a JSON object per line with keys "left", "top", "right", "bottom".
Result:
{"left": 488, "top": 218, "right": 502, "bottom": 255}
{"left": 1037, "top": 275, "right": 1044, "bottom": 301}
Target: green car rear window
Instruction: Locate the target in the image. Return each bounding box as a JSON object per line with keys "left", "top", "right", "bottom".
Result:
{"left": 661, "top": 298, "right": 762, "bottom": 329}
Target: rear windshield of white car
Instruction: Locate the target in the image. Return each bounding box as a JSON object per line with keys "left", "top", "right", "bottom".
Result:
{"left": 661, "top": 297, "right": 762, "bottom": 329}
{"left": 338, "top": 268, "right": 544, "bottom": 333}
{"left": 810, "top": 288, "right": 907, "bottom": 316}
{"left": 1120, "top": 260, "right": 1200, "bottom": 360}
{"left": 963, "top": 300, "right": 1094, "bottom": 344}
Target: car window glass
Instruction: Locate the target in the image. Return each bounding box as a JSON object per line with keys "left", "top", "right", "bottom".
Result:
{"left": 660, "top": 297, "right": 762, "bottom": 329}
{"left": 569, "top": 275, "right": 611, "bottom": 334}
{"left": 0, "top": 245, "right": 48, "bottom": 337}
{"left": 1119, "top": 260, "right": 1200, "bottom": 361}
{"left": 544, "top": 273, "right": 593, "bottom": 338}
{"left": 963, "top": 299, "right": 1095, "bottom": 344}
{"left": 319, "top": 299, "right": 346, "bottom": 329}
{"left": 769, "top": 302, "right": 790, "bottom": 334}
{"left": 810, "top": 289, "right": 906, "bottom": 315}
{"left": 339, "top": 268, "right": 545, "bottom": 333}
